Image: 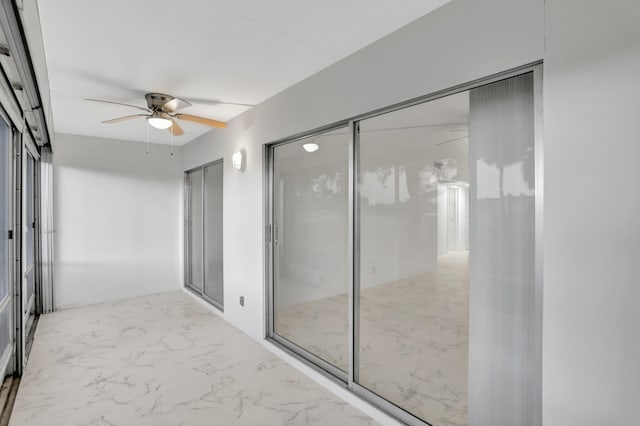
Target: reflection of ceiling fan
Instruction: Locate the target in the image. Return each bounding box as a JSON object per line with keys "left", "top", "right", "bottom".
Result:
{"left": 86, "top": 93, "right": 229, "bottom": 136}
{"left": 433, "top": 158, "right": 458, "bottom": 181}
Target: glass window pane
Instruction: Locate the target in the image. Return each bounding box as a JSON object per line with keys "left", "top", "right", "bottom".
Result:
{"left": 0, "top": 117, "right": 9, "bottom": 303}
{"left": 0, "top": 307, "right": 9, "bottom": 357}
{"left": 189, "top": 169, "right": 203, "bottom": 290}
{"left": 357, "top": 91, "right": 470, "bottom": 425}
{"left": 273, "top": 127, "right": 350, "bottom": 372}
{"left": 27, "top": 271, "right": 35, "bottom": 304}
{"left": 203, "top": 161, "right": 224, "bottom": 307}
{"left": 25, "top": 153, "right": 34, "bottom": 269}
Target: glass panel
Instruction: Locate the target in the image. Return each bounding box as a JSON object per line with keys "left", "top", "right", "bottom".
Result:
{"left": 203, "top": 161, "right": 224, "bottom": 307}
{"left": 467, "top": 72, "right": 538, "bottom": 425}
{"left": 273, "top": 127, "right": 350, "bottom": 372}
{"left": 0, "top": 307, "right": 9, "bottom": 358}
{"left": 25, "top": 153, "right": 34, "bottom": 269}
{"left": 189, "top": 169, "right": 204, "bottom": 290}
{"left": 0, "top": 117, "right": 9, "bottom": 303}
{"left": 357, "top": 91, "right": 470, "bottom": 425}
{"left": 27, "top": 270, "right": 34, "bottom": 304}
{"left": 25, "top": 151, "right": 36, "bottom": 312}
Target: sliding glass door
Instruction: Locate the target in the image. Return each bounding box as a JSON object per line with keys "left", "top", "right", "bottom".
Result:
{"left": 356, "top": 91, "right": 471, "bottom": 424}
{"left": 24, "top": 151, "right": 36, "bottom": 330}
{"left": 203, "top": 162, "right": 224, "bottom": 305}
{"left": 185, "top": 160, "right": 224, "bottom": 310}
{"left": 0, "top": 114, "right": 12, "bottom": 376}
{"left": 0, "top": 110, "right": 44, "bottom": 377}
{"left": 270, "top": 127, "right": 350, "bottom": 375}
{"left": 267, "top": 67, "right": 541, "bottom": 426}
{"left": 21, "top": 137, "right": 40, "bottom": 367}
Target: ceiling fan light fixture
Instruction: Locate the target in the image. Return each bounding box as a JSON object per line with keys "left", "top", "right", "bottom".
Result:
{"left": 146, "top": 115, "right": 173, "bottom": 130}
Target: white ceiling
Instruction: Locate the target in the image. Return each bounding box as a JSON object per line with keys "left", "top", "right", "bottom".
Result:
{"left": 37, "top": 0, "right": 451, "bottom": 145}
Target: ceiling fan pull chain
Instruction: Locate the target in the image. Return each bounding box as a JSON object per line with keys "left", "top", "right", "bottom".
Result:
{"left": 146, "top": 121, "right": 149, "bottom": 155}
{"left": 170, "top": 124, "right": 174, "bottom": 156}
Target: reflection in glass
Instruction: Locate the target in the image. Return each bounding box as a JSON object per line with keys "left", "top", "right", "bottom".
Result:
{"left": 0, "top": 308, "right": 9, "bottom": 357}
{"left": 273, "top": 127, "right": 350, "bottom": 371}
{"left": 189, "top": 169, "right": 203, "bottom": 290}
{"left": 27, "top": 272, "right": 35, "bottom": 306}
{"left": 204, "top": 162, "right": 224, "bottom": 307}
{"left": 25, "top": 153, "right": 35, "bottom": 304}
{"left": 26, "top": 153, "right": 34, "bottom": 270}
{"left": 358, "top": 91, "right": 470, "bottom": 425}
{"left": 0, "top": 117, "right": 9, "bottom": 302}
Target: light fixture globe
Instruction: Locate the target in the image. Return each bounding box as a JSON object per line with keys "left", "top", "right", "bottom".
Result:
{"left": 146, "top": 114, "right": 173, "bottom": 130}
{"left": 303, "top": 143, "right": 319, "bottom": 153}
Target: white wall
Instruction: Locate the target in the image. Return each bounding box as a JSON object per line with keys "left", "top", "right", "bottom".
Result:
{"left": 543, "top": 1, "right": 640, "bottom": 425}
{"left": 53, "top": 134, "right": 183, "bottom": 308}
{"left": 181, "top": 0, "right": 543, "bottom": 342}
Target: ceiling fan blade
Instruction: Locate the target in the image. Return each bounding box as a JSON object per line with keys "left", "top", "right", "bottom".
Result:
{"left": 162, "top": 97, "right": 192, "bottom": 113}
{"left": 435, "top": 136, "right": 469, "bottom": 146}
{"left": 102, "top": 114, "right": 148, "bottom": 124}
{"left": 169, "top": 120, "right": 185, "bottom": 136}
{"left": 178, "top": 96, "right": 255, "bottom": 108}
{"left": 175, "top": 113, "right": 227, "bottom": 129}
{"left": 86, "top": 98, "right": 150, "bottom": 112}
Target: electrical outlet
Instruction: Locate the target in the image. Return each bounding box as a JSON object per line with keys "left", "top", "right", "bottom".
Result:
{"left": 239, "top": 296, "right": 245, "bottom": 307}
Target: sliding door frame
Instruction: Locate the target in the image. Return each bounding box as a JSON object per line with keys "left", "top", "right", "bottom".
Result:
{"left": 184, "top": 165, "right": 203, "bottom": 294}
{"left": 0, "top": 106, "right": 15, "bottom": 379}
{"left": 18, "top": 133, "right": 40, "bottom": 374}
{"left": 11, "top": 121, "right": 21, "bottom": 377}
{"left": 184, "top": 159, "right": 224, "bottom": 312}
{"left": 265, "top": 61, "right": 543, "bottom": 426}
{"left": 265, "top": 126, "right": 351, "bottom": 383}
{"left": 23, "top": 148, "right": 37, "bottom": 323}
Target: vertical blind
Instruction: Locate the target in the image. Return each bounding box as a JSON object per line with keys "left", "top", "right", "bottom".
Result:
{"left": 468, "top": 72, "right": 540, "bottom": 426}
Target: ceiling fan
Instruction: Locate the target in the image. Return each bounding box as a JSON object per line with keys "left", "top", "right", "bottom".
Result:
{"left": 85, "top": 92, "right": 229, "bottom": 136}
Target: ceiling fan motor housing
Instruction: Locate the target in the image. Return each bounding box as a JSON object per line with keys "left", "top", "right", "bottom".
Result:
{"left": 145, "top": 93, "right": 175, "bottom": 111}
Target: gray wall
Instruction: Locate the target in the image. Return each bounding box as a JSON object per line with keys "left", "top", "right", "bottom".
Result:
{"left": 181, "top": 0, "right": 544, "bottom": 342}
{"left": 543, "top": 1, "right": 640, "bottom": 425}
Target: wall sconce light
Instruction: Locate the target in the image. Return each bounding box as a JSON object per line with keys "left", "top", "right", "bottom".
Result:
{"left": 303, "top": 143, "right": 319, "bottom": 153}
{"left": 232, "top": 150, "right": 244, "bottom": 171}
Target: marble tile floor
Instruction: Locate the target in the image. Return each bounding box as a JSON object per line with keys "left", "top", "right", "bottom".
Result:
{"left": 9, "top": 291, "right": 378, "bottom": 426}
{"left": 276, "top": 252, "right": 469, "bottom": 426}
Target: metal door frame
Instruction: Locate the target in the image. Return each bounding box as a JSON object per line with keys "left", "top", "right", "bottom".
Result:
{"left": 15, "top": 131, "right": 40, "bottom": 374}
{"left": 0, "top": 107, "right": 14, "bottom": 378}
{"left": 184, "top": 159, "right": 224, "bottom": 312}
